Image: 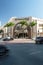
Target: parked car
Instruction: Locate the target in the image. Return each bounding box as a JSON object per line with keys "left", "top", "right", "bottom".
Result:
{"left": 3, "top": 37, "right": 14, "bottom": 41}
{"left": 35, "top": 37, "right": 43, "bottom": 44}
{"left": 0, "top": 45, "right": 9, "bottom": 56}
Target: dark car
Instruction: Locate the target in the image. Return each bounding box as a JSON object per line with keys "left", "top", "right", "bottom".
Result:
{"left": 0, "top": 45, "right": 9, "bottom": 56}
{"left": 3, "top": 37, "right": 14, "bottom": 41}
{"left": 35, "top": 37, "right": 43, "bottom": 44}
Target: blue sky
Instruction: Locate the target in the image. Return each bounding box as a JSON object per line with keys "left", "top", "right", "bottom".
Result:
{"left": 0, "top": 0, "right": 43, "bottom": 25}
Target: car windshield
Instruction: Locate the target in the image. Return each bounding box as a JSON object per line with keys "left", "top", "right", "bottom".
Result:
{"left": 7, "top": 37, "right": 10, "bottom": 39}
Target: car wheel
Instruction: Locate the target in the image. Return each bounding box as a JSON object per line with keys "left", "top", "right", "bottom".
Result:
{"left": 36, "top": 41, "right": 37, "bottom": 44}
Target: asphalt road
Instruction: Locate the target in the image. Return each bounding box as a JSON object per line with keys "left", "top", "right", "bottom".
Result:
{"left": 0, "top": 43, "right": 43, "bottom": 65}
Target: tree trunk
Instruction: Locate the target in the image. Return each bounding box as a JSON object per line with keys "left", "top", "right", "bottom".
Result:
{"left": 27, "top": 26, "right": 31, "bottom": 39}
{"left": 31, "top": 27, "right": 33, "bottom": 39}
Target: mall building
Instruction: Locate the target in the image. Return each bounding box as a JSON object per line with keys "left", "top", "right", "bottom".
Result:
{"left": 2, "top": 16, "right": 43, "bottom": 39}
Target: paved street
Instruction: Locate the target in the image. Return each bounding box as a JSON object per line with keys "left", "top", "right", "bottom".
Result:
{"left": 0, "top": 43, "right": 43, "bottom": 65}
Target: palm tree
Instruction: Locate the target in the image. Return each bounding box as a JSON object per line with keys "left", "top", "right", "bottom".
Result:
{"left": 20, "top": 20, "right": 28, "bottom": 26}
{"left": 19, "top": 20, "right": 28, "bottom": 38}
{"left": 4, "top": 22, "right": 15, "bottom": 27}
{"left": 0, "top": 29, "right": 4, "bottom": 38}
{"left": 20, "top": 21, "right": 32, "bottom": 39}
{"left": 0, "top": 30, "right": 4, "bottom": 33}
{"left": 4, "top": 22, "right": 15, "bottom": 37}
{"left": 29, "top": 21, "right": 37, "bottom": 38}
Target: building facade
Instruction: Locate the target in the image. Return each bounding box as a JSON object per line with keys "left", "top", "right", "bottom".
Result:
{"left": 3, "top": 16, "right": 43, "bottom": 39}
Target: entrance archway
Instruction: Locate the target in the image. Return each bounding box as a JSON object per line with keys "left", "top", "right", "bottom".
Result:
{"left": 13, "top": 22, "right": 31, "bottom": 39}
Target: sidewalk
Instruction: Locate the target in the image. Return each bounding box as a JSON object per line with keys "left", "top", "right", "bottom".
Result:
{"left": 4, "top": 39, "right": 35, "bottom": 44}
{"left": 0, "top": 39, "right": 35, "bottom": 44}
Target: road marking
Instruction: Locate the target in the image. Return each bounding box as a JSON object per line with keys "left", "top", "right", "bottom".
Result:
{"left": 29, "top": 51, "right": 41, "bottom": 55}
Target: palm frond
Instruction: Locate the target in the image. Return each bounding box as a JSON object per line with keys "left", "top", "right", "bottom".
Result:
{"left": 4, "top": 22, "right": 15, "bottom": 27}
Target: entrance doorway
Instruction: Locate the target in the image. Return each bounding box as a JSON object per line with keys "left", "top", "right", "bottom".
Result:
{"left": 18, "top": 33, "right": 28, "bottom": 38}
